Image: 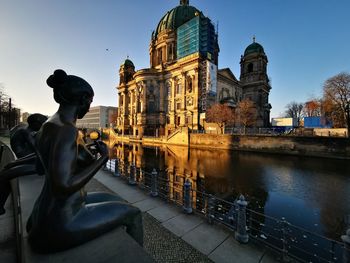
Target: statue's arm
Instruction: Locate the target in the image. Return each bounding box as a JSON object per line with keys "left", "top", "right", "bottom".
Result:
{"left": 49, "top": 126, "right": 108, "bottom": 195}
{"left": 0, "top": 163, "right": 37, "bottom": 180}
{"left": 4, "top": 153, "right": 36, "bottom": 169}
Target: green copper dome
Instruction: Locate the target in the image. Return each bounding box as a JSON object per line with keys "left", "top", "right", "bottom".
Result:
{"left": 244, "top": 42, "right": 265, "bottom": 56}
{"left": 154, "top": 1, "right": 200, "bottom": 37}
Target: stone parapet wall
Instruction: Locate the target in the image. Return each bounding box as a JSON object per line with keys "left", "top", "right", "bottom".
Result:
{"left": 313, "top": 128, "right": 347, "bottom": 137}
{"left": 190, "top": 134, "right": 350, "bottom": 159}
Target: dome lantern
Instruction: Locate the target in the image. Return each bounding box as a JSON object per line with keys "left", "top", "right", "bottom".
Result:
{"left": 180, "top": 0, "right": 189, "bottom": 6}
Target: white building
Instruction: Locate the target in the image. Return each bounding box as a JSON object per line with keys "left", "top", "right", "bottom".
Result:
{"left": 77, "top": 106, "right": 118, "bottom": 129}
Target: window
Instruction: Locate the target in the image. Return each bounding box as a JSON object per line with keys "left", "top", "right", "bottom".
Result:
{"left": 247, "top": 63, "right": 254, "bottom": 73}
{"left": 148, "top": 93, "right": 156, "bottom": 113}
{"left": 176, "top": 103, "right": 181, "bottom": 110}
{"left": 168, "top": 44, "right": 173, "bottom": 60}
{"left": 187, "top": 77, "right": 193, "bottom": 93}
{"left": 148, "top": 102, "right": 155, "bottom": 113}
{"left": 137, "top": 101, "right": 141, "bottom": 113}
{"left": 176, "top": 82, "right": 182, "bottom": 94}
{"left": 158, "top": 49, "right": 162, "bottom": 65}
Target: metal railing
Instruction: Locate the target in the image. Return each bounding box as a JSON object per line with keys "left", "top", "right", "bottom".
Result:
{"left": 103, "top": 159, "right": 350, "bottom": 263}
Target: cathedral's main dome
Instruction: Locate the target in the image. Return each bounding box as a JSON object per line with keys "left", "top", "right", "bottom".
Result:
{"left": 154, "top": 2, "right": 200, "bottom": 37}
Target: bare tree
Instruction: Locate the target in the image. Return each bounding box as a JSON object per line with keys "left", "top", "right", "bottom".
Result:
{"left": 0, "top": 83, "right": 21, "bottom": 129}
{"left": 285, "top": 101, "right": 303, "bottom": 126}
{"left": 323, "top": 72, "right": 350, "bottom": 136}
{"left": 320, "top": 98, "right": 342, "bottom": 128}
{"left": 237, "top": 98, "right": 257, "bottom": 134}
{"left": 303, "top": 99, "right": 321, "bottom": 117}
{"left": 206, "top": 103, "right": 235, "bottom": 133}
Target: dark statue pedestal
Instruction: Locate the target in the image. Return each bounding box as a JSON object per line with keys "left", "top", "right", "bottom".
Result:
{"left": 19, "top": 174, "right": 154, "bottom": 263}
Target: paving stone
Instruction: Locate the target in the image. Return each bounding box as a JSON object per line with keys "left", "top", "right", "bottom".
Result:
{"left": 208, "top": 236, "right": 279, "bottom": 263}
{"left": 120, "top": 191, "right": 149, "bottom": 204}
{"left": 182, "top": 223, "right": 230, "bottom": 256}
{"left": 162, "top": 213, "right": 204, "bottom": 237}
{"left": 133, "top": 197, "right": 164, "bottom": 212}
{"left": 148, "top": 205, "right": 182, "bottom": 223}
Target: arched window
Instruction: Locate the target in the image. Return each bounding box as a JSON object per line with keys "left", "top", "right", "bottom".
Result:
{"left": 148, "top": 95, "right": 155, "bottom": 113}
{"left": 186, "top": 76, "right": 193, "bottom": 93}
{"left": 176, "top": 81, "right": 182, "bottom": 94}
{"left": 158, "top": 49, "right": 162, "bottom": 65}
{"left": 247, "top": 63, "right": 254, "bottom": 73}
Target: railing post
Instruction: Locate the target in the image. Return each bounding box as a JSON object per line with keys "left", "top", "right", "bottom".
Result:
{"left": 150, "top": 168, "right": 158, "bottom": 197}
{"left": 235, "top": 195, "right": 249, "bottom": 244}
{"left": 113, "top": 159, "right": 119, "bottom": 177}
{"left": 128, "top": 163, "right": 137, "bottom": 185}
{"left": 207, "top": 194, "right": 215, "bottom": 224}
{"left": 183, "top": 179, "right": 193, "bottom": 214}
{"left": 341, "top": 229, "right": 350, "bottom": 263}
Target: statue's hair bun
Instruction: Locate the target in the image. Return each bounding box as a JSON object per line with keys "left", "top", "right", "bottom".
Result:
{"left": 47, "top": 69, "right": 68, "bottom": 89}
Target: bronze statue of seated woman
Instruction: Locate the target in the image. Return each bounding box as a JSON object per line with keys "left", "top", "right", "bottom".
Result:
{"left": 26, "top": 69, "right": 143, "bottom": 253}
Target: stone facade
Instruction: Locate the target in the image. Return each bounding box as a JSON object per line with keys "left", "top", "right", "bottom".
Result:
{"left": 116, "top": 1, "right": 271, "bottom": 137}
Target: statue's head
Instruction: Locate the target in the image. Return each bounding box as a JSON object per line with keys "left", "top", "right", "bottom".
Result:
{"left": 47, "top": 69, "right": 94, "bottom": 119}
{"left": 27, "top": 113, "right": 48, "bottom": 131}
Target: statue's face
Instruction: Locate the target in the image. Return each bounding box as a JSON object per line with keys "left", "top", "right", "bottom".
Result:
{"left": 77, "top": 95, "right": 93, "bottom": 119}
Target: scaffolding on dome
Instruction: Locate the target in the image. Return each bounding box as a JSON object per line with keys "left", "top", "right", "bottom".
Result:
{"left": 177, "top": 16, "right": 216, "bottom": 60}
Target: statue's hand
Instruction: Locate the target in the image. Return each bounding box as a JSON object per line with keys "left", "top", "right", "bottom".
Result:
{"left": 94, "top": 141, "right": 108, "bottom": 156}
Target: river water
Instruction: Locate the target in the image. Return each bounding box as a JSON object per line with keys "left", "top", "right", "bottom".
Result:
{"left": 109, "top": 142, "right": 350, "bottom": 241}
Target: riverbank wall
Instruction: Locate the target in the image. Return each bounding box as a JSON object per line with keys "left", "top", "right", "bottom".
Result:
{"left": 190, "top": 134, "right": 350, "bottom": 159}
{"left": 103, "top": 128, "right": 350, "bottom": 159}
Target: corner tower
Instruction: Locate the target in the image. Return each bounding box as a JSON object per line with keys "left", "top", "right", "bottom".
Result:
{"left": 119, "top": 58, "right": 135, "bottom": 85}
{"left": 240, "top": 38, "right": 271, "bottom": 127}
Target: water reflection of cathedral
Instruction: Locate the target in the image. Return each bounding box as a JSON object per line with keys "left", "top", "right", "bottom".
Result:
{"left": 116, "top": 0, "right": 272, "bottom": 137}
{"left": 110, "top": 142, "right": 269, "bottom": 213}
{"left": 112, "top": 143, "right": 206, "bottom": 209}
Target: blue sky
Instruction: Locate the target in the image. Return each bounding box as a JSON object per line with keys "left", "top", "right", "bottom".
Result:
{"left": 1, "top": 0, "right": 349, "bottom": 118}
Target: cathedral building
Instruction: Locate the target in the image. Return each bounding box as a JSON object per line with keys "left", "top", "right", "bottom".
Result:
{"left": 116, "top": 0, "right": 271, "bottom": 136}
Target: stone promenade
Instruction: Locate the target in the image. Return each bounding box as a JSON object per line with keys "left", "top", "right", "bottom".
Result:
{"left": 94, "top": 170, "right": 279, "bottom": 263}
